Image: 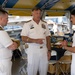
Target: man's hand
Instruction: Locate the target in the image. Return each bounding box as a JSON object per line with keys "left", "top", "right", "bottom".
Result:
{"left": 61, "top": 40, "right": 68, "bottom": 48}
{"left": 35, "top": 39, "right": 45, "bottom": 44}
{"left": 7, "top": 42, "right": 18, "bottom": 50}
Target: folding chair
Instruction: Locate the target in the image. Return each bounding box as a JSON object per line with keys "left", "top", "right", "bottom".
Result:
{"left": 58, "top": 51, "right": 72, "bottom": 75}
{"left": 48, "top": 50, "right": 58, "bottom": 75}
{"left": 18, "top": 42, "right": 27, "bottom": 75}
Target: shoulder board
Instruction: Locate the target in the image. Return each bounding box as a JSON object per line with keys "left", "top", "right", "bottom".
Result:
{"left": 41, "top": 20, "right": 47, "bottom": 23}
{"left": 0, "top": 27, "right": 3, "bottom": 30}
{"left": 25, "top": 20, "right": 31, "bottom": 23}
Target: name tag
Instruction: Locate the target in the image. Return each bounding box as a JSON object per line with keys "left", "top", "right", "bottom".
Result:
{"left": 30, "top": 25, "right": 34, "bottom": 29}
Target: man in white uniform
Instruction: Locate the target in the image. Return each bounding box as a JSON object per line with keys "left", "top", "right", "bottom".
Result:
{"left": 61, "top": 9, "right": 75, "bottom": 75}
{"left": 0, "top": 8, "right": 18, "bottom": 75}
{"left": 21, "top": 7, "right": 51, "bottom": 75}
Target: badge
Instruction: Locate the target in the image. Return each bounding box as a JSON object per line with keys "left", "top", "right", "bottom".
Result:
{"left": 30, "top": 25, "right": 34, "bottom": 29}
{"left": 25, "top": 43, "right": 29, "bottom": 49}
{"left": 42, "top": 24, "right": 46, "bottom": 29}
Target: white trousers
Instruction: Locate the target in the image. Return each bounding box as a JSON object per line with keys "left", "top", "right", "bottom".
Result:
{"left": 71, "top": 62, "right": 75, "bottom": 75}
{"left": 27, "top": 47, "right": 48, "bottom": 75}
{"left": 0, "top": 58, "right": 12, "bottom": 75}
{"left": 71, "top": 54, "right": 75, "bottom": 75}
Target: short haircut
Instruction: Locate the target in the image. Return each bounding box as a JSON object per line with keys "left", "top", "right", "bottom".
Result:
{"left": 32, "top": 6, "right": 42, "bottom": 11}
{"left": 0, "top": 8, "right": 8, "bottom": 16}
{"left": 71, "top": 9, "right": 75, "bottom": 16}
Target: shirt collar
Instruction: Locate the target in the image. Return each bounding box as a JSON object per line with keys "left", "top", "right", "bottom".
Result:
{"left": 32, "top": 19, "right": 41, "bottom": 24}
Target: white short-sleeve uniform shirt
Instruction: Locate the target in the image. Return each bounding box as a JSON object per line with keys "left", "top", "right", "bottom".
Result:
{"left": 0, "top": 26, "right": 13, "bottom": 59}
{"left": 71, "top": 33, "right": 75, "bottom": 75}
{"left": 21, "top": 20, "right": 50, "bottom": 53}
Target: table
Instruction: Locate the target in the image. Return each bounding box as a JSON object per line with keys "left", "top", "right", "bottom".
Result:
{"left": 50, "top": 47, "right": 66, "bottom": 60}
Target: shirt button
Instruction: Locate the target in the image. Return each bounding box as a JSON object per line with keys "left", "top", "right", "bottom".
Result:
{"left": 40, "top": 46, "right": 43, "bottom": 49}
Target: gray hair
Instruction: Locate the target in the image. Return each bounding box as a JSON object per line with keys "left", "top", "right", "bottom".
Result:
{"left": 32, "top": 7, "right": 42, "bottom": 11}
{"left": 0, "top": 8, "right": 8, "bottom": 16}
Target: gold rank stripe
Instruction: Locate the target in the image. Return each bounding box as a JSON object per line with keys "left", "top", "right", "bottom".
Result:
{"left": 0, "top": 27, "right": 3, "bottom": 30}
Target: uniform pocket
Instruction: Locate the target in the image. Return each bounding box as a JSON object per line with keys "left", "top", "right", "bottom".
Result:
{"left": 29, "top": 29, "right": 35, "bottom": 33}
{"left": 29, "top": 29, "right": 37, "bottom": 36}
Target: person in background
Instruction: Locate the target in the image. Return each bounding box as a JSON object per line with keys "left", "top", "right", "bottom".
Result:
{"left": 21, "top": 7, "right": 51, "bottom": 75}
{"left": 0, "top": 8, "right": 18, "bottom": 75}
{"left": 61, "top": 9, "right": 75, "bottom": 75}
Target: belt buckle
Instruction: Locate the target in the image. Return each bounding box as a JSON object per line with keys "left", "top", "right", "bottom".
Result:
{"left": 25, "top": 44, "right": 29, "bottom": 49}
{"left": 40, "top": 46, "right": 43, "bottom": 49}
